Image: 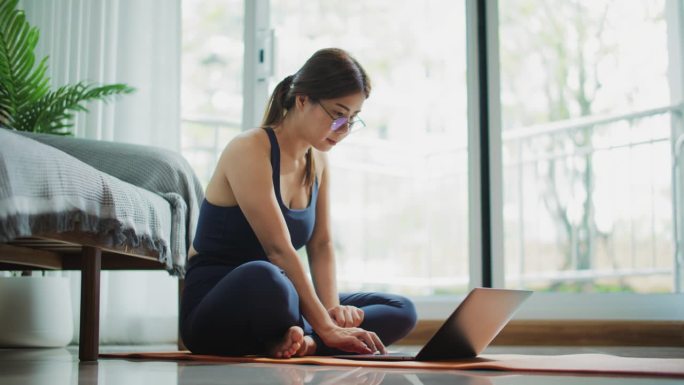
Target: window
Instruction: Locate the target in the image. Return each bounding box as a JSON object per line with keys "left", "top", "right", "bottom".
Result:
{"left": 180, "top": 1, "right": 684, "bottom": 318}
{"left": 498, "top": 0, "right": 681, "bottom": 293}
{"left": 181, "top": 0, "right": 244, "bottom": 187}
{"left": 271, "top": 0, "right": 470, "bottom": 295}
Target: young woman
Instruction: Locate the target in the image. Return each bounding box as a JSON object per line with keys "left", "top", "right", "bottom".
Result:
{"left": 180, "top": 48, "right": 417, "bottom": 358}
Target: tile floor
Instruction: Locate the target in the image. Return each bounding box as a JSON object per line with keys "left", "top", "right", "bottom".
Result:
{"left": 0, "top": 345, "right": 682, "bottom": 385}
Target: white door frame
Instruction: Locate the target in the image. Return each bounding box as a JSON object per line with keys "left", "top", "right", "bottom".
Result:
{"left": 242, "top": 0, "right": 273, "bottom": 130}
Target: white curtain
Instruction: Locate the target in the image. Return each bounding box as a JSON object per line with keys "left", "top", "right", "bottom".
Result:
{"left": 21, "top": 0, "right": 182, "bottom": 344}
{"left": 22, "top": 0, "right": 181, "bottom": 148}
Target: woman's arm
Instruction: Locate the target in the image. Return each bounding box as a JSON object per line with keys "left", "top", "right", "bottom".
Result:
{"left": 307, "top": 153, "right": 364, "bottom": 328}
{"left": 223, "top": 134, "right": 333, "bottom": 332}
{"left": 222, "top": 133, "right": 382, "bottom": 353}
{"left": 306, "top": 153, "right": 339, "bottom": 309}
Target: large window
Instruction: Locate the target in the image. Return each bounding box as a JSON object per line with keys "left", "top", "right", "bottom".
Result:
{"left": 271, "top": 0, "right": 470, "bottom": 295}
{"left": 499, "top": 0, "right": 680, "bottom": 293}
{"left": 181, "top": 1, "right": 684, "bottom": 312}
{"left": 181, "top": 0, "right": 244, "bottom": 186}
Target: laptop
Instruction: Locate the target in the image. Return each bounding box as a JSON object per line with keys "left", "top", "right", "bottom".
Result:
{"left": 334, "top": 287, "right": 532, "bottom": 361}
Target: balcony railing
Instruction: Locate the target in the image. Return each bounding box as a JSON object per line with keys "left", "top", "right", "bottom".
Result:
{"left": 503, "top": 103, "right": 682, "bottom": 291}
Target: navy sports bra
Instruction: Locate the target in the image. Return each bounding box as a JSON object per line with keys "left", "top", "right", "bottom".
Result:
{"left": 191, "top": 127, "right": 319, "bottom": 264}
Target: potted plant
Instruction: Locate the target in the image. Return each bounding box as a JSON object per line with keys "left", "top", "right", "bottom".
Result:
{"left": 0, "top": 0, "right": 134, "bottom": 347}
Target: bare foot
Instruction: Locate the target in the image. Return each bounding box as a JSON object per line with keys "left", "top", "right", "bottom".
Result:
{"left": 293, "top": 335, "right": 317, "bottom": 357}
{"left": 268, "top": 326, "right": 304, "bottom": 358}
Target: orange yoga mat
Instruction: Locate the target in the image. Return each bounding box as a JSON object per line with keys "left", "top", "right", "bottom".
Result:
{"left": 100, "top": 351, "right": 684, "bottom": 378}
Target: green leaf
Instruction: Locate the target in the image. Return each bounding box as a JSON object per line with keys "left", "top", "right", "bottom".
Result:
{"left": 0, "top": 0, "right": 134, "bottom": 133}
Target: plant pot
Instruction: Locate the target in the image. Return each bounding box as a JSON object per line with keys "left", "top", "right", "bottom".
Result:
{"left": 0, "top": 276, "right": 74, "bottom": 347}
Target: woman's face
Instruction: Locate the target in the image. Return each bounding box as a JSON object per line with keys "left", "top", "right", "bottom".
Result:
{"left": 300, "top": 92, "right": 366, "bottom": 152}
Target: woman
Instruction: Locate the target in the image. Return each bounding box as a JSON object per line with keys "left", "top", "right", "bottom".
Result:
{"left": 180, "top": 48, "right": 417, "bottom": 358}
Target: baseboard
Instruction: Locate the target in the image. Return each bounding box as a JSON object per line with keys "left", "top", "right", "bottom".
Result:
{"left": 398, "top": 320, "right": 684, "bottom": 347}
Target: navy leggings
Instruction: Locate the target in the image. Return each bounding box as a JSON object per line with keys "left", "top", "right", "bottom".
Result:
{"left": 180, "top": 259, "right": 417, "bottom": 356}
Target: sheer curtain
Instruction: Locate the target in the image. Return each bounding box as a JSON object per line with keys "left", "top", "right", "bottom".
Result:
{"left": 21, "top": 0, "right": 182, "bottom": 344}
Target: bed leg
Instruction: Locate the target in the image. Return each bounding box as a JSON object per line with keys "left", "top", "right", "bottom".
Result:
{"left": 79, "top": 246, "right": 101, "bottom": 361}
{"left": 177, "top": 277, "right": 187, "bottom": 351}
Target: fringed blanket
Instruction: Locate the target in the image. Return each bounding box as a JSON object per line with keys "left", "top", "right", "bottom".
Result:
{"left": 0, "top": 128, "right": 202, "bottom": 274}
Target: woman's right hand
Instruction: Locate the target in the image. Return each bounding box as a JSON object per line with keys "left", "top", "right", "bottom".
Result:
{"left": 320, "top": 326, "right": 387, "bottom": 355}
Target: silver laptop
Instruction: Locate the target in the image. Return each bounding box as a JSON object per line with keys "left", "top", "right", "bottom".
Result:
{"left": 335, "top": 287, "right": 532, "bottom": 361}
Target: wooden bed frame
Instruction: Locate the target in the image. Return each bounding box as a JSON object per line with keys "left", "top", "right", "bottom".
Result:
{"left": 0, "top": 232, "right": 184, "bottom": 361}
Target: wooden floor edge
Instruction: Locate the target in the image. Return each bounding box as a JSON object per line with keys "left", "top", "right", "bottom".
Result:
{"left": 398, "top": 320, "right": 684, "bottom": 347}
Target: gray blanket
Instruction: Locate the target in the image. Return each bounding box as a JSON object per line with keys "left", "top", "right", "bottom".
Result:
{"left": 1, "top": 129, "right": 204, "bottom": 275}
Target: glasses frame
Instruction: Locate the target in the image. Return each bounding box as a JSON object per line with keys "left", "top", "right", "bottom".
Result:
{"left": 316, "top": 101, "right": 366, "bottom": 134}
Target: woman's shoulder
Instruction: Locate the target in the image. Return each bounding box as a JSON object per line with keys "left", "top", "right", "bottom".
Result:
{"left": 206, "top": 128, "right": 271, "bottom": 204}
{"left": 221, "top": 128, "right": 270, "bottom": 159}
{"left": 213, "top": 129, "right": 271, "bottom": 177}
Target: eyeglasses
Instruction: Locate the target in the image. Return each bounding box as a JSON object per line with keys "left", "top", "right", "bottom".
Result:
{"left": 317, "top": 101, "right": 366, "bottom": 134}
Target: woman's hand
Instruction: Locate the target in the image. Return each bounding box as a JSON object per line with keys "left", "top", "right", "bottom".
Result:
{"left": 328, "top": 305, "right": 364, "bottom": 328}
{"left": 320, "top": 326, "right": 387, "bottom": 355}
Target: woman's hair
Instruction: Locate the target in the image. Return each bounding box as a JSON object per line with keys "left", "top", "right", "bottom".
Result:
{"left": 261, "top": 48, "right": 371, "bottom": 188}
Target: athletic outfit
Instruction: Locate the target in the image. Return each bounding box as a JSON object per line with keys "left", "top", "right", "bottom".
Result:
{"left": 180, "top": 128, "right": 416, "bottom": 355}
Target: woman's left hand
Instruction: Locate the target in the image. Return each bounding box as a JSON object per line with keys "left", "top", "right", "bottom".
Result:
{"left": 328, "top": 305, "right": 364, "bottom": 328}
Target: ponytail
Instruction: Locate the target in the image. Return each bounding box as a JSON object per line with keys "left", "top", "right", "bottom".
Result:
{"left": 261, "top": 75, "right": 295, "bottom": 127}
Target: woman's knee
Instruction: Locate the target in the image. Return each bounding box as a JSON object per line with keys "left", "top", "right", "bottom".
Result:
{"left": 237, "top": 260, "right": 280, "bottom": 276}
{"left": 392, "top": 294, "right": 418, "bottom": 334}
{"left": 239, "top": 260, "right": 287, "bottom": 286}
{"left": 238, "top": 261, "right": 298, "bottom": 311}
{"left": 237, "top": 261, "right": 286, "bottom": 285}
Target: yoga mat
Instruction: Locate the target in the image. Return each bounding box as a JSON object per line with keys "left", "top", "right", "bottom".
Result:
{"left": 100, "top": 351, "right": 684, "bottom": 378}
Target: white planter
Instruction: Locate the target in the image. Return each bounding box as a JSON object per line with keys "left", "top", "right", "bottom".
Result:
{"left": 0, "top": 276, "right": 74, "bottom": 347}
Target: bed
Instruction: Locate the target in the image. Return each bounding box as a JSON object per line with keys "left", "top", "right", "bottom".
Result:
{"left": 0, "top": 128, "right": 204, "bottom": 360}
